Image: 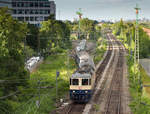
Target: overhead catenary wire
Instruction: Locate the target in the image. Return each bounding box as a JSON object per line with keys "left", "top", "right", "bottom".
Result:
{"left": 0, "top": 91, "right": 19, "bottom": 100}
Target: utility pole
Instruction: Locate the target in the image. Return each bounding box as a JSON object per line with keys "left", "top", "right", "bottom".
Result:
{"left": 134, "top": 4, "right": 141, "bottom": 82}
{"left": 134, "top": 4, "right": 142, "bottom": 110}
{"left": 56, "top": 71, "right": 60, "bottom": 104}
{"left": 36, "top": 80, "right": 41, "bottom": 110}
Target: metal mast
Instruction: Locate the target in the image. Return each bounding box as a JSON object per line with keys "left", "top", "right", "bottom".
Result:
{"left": 134, "top": 4, "right": 141, "bottom": 81}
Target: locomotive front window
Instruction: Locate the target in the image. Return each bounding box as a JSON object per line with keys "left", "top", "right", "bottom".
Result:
{"left": 72, "top": 79, "right": 79, "bottom": 85}
{"left": 82, "top": 79, "right": 88, "bottom": 85}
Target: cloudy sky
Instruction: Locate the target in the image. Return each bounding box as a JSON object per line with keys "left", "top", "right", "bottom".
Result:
{"left": 54, "top": 0, "right": 150, "bottom": 21}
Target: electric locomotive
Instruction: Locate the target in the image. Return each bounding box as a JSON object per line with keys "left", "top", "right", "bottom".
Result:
{"left": 69, "top": 40, "right": 95, "bottom": 102}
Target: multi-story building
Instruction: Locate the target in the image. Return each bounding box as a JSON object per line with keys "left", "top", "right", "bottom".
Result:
{"left": 0, "top": 0, "right": 12, "bottom": 8}
{"left": 11, "top": 0, "right": 56, "bottom": 26}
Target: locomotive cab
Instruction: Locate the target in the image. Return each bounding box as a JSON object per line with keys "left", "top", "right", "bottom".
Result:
{"left": 69, "top": 73, "right": 92, "bottom": 102}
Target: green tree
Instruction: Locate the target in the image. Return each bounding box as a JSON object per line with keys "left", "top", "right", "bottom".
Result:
{"left": 40, "top": 19, "right": 71, "bottom": 56}
{"left": 26, "top": 24, "right": 39, "bottom": 51}
{"left": 0, "top": 7, "right": 29, "bottom": 112}
{"left": 80, "top": 18, "right": 95, "bottom": 40}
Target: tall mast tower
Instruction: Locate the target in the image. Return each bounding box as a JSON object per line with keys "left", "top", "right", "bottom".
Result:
{"left": 134, "top": 4, "right": 141, "bottom": 80}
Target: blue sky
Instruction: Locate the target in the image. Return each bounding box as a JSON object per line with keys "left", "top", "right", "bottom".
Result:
{"left": 54, "top": 0, "right": 150, "bottom": 21}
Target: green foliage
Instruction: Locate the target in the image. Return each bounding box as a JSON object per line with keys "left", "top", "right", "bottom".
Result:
{"left": 94, "top": 37, "right": 107, "bottom": 65}
{"left": 26, "top": 24, "right": 39, "bottom": 51}
{"left": 113, "top": 20, "right": 150, "bottom": 58}
{"left": 13, "top": 53, "right": 76, "bottom": 114}
{"left": 80, "top": 18, "right": 95, "bottom": 40}
{"left": 139, "top": 27, "right": 150, "bottom": 58}
{"left": 40, "top": 19, "right": 71, "bottom": 56}
{"left": 127, "top": 55, "right": 150, "bottom": 114}
{"left": 25, "top": 45, "right": 37, "bottom": 59}
{"left": 0, "top": 7, "right": 29, "bottom": 113}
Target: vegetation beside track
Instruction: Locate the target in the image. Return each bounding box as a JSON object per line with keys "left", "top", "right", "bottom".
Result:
{"left": 112, "top": 20, "right": 150, "bottom": 113}
{"left": 12, "top": 51, "right": 76, "bottom": 114}
{"left": 94, "top": 37, "right": 107, "bottom": 65}
{"left": 127, "top": 56, "right": 150, "bottom": 114}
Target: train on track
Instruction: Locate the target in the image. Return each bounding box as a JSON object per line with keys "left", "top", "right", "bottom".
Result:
{"left": 70, "top": 40, "right": 96, "bottom": 102}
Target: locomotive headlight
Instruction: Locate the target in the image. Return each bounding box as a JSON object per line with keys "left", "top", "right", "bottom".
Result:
{"left": 73, "top": 91, "right": 75, "bottom": 93}
{"left": 85, "top": 91, "right": 88, "bottom": 93}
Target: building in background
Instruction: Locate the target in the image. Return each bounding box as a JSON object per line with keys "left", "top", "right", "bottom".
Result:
{"left": 0, "top": 0, "right": 12, "bottom": 8}
{"left": 11, "top": 0, "right": 56, "bottom": 26}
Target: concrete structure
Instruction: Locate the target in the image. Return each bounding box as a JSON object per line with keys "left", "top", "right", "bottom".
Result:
{"left": 11, "top": 0, "right": 56, "bottom": 26}
{"left": 0, "top": 0, "right": 12, "bottom": 8}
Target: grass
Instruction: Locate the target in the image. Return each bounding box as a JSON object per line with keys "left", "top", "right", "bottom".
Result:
{"left": 13, "top": 52, "right": 76, "bottom": 114}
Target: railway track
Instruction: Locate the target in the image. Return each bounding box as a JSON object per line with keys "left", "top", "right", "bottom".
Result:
{"left": 65, "top": 34, "right": 114, "bottom": 114}
{"left": 102, "top": 38, "right": 125, "bottom": 114}
{"left": 86, "top": 34, "right": 125, "bottom": 114}
{"left": 66, "top": 103, "right": 86, "bottom": 114}
{"left": 93, "top": 34, "right": 114, "bottom": 103}
{"left": 63, "top": 33, "right": 124, "bottom": 114}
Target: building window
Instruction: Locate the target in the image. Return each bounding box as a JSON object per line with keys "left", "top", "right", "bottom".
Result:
{"left": 17, "top": 3, "right": 22, "bottom": 7}
{"left": 18, "top": 17, "right": 24, "bottom": 21}
{"left": 30, "top": 3, "right": 34, "bottom": 7}
{"left": 13, "top": 10, "right": 17, "bottom": 14}
{"left": 24, "top": 3, "right": 29, "bottom": 7}
{"left": 35, "top": 10, "right": 38, "bottom": 14}
{"left": 30, "top": 17, "right": 34, "bottom": 21}
{"left": 44, "top": 17, "right": 48, "bottom": 21}
{"left": 12, "top": 2, "right": 16, "bottom": 7}
{"left": 40, "top": 3, "right": 43, "bottom": 7}
{"left": 40, "top": 10, "right": 44, "bottom": 14}
{"left": 18, "top": 10, "right": 23, "bottom": 14}
{"left": 25, "top": 17, "right": 29, "bottom": 21}
{"left": 25, "top": 10, "right": 30, "bottom": 14}
{"left": 30, "top": 10, "right": 34, "bottom": 14}
{"left": 44, "top": 2, "right": 50, "bottom": 7}
{"left": 35, "top": 2, "right": 38, "bottom": 7}
{"left": 21, "top": 3, "right": 24, "bottom": 7}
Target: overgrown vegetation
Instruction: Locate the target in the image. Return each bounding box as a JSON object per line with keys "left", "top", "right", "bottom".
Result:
{"left": 0, "top": 7, "right": 71, "bottom": 113}
{"left": 94, "top": 36, "right": 107, "bottom": 65}
{"left": 0, "top": 8, "right": 29, "bottom": 113}
{"left": 13, "top": 53, "right": 76, "bottom": 114}
{"left": 127, "top": 56, "right": 150, "bottom": 114}
{"left": 112, "top": 19, "right": 150, "bottom": 58}
{"left": 113, "top": 19, "right": 150, "bottom": 114}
